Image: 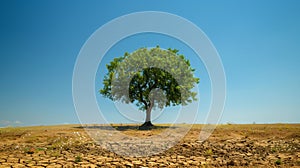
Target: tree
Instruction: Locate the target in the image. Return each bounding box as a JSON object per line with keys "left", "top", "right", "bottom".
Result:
{"left": 100, "top": 46, "right": 199, "bottom": 128}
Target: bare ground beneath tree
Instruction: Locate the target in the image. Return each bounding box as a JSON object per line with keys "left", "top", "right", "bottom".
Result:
{"left": 0, "top": 124, "right": 299, "bottom": 167}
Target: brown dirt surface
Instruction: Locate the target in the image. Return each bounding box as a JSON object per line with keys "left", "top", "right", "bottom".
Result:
{"left": 0, "top": 124, "right": 299, "bottom": 167}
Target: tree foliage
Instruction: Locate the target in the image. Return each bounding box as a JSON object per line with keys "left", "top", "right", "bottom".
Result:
{"left": 100, "top": 46, "right": 199, "bottom": 119}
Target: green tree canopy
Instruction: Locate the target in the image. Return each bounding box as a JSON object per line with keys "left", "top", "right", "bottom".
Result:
{"left": 100, "top": 46, "right": 199, "bottom": 127}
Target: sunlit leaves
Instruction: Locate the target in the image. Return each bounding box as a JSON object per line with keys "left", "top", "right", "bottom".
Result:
{"left": 100, "top": 47, "right": 199, "bottom": 111}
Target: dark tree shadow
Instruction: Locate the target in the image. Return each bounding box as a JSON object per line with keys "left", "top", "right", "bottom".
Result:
{"left": 74, "top": 125, "right": 178, "bottom": 131}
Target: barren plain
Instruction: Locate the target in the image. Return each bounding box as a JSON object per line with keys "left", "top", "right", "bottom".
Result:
{"left": 0, "top": 124, "right": 299, "bottom": 167}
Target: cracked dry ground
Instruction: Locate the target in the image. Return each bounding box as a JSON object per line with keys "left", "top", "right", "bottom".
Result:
{"left": 0, "top": 124, "right": 299, "bottom": 168}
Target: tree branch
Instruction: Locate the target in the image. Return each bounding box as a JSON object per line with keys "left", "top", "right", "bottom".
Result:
{"left": 138, "top": 83, "right": 148, "bottom": 109}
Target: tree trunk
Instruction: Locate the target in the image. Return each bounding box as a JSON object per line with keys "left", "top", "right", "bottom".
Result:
{"left": 145, "top": 107, "right": 151, "bottom": 123}
{"left": 140, "top": 103, "right": 154, "bottom": 128}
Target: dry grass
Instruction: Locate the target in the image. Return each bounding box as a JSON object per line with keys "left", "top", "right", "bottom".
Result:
{"left": 0, "top": 123, "right": 299, "bottom": 167}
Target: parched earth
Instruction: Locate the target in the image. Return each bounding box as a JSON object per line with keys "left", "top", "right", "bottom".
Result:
{"left": 0, "top": 124, "right": 299, "bottom": 167}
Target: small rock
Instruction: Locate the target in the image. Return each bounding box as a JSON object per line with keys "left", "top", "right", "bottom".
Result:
{"left": 132, "top": 160, "right": 143, "bottom": 165}
{"left": 125, "top": 162, "right": 134, "bottom": 167}
{"left": 181, "top": 143, "right": 191, "bottom": 147}
{"left": 246, "top": 153, "right": 253, "bottom": 156}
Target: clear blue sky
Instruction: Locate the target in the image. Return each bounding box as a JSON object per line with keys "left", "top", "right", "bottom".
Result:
{"left": 0, "top": 1, "right": 300, "bottom": 127}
